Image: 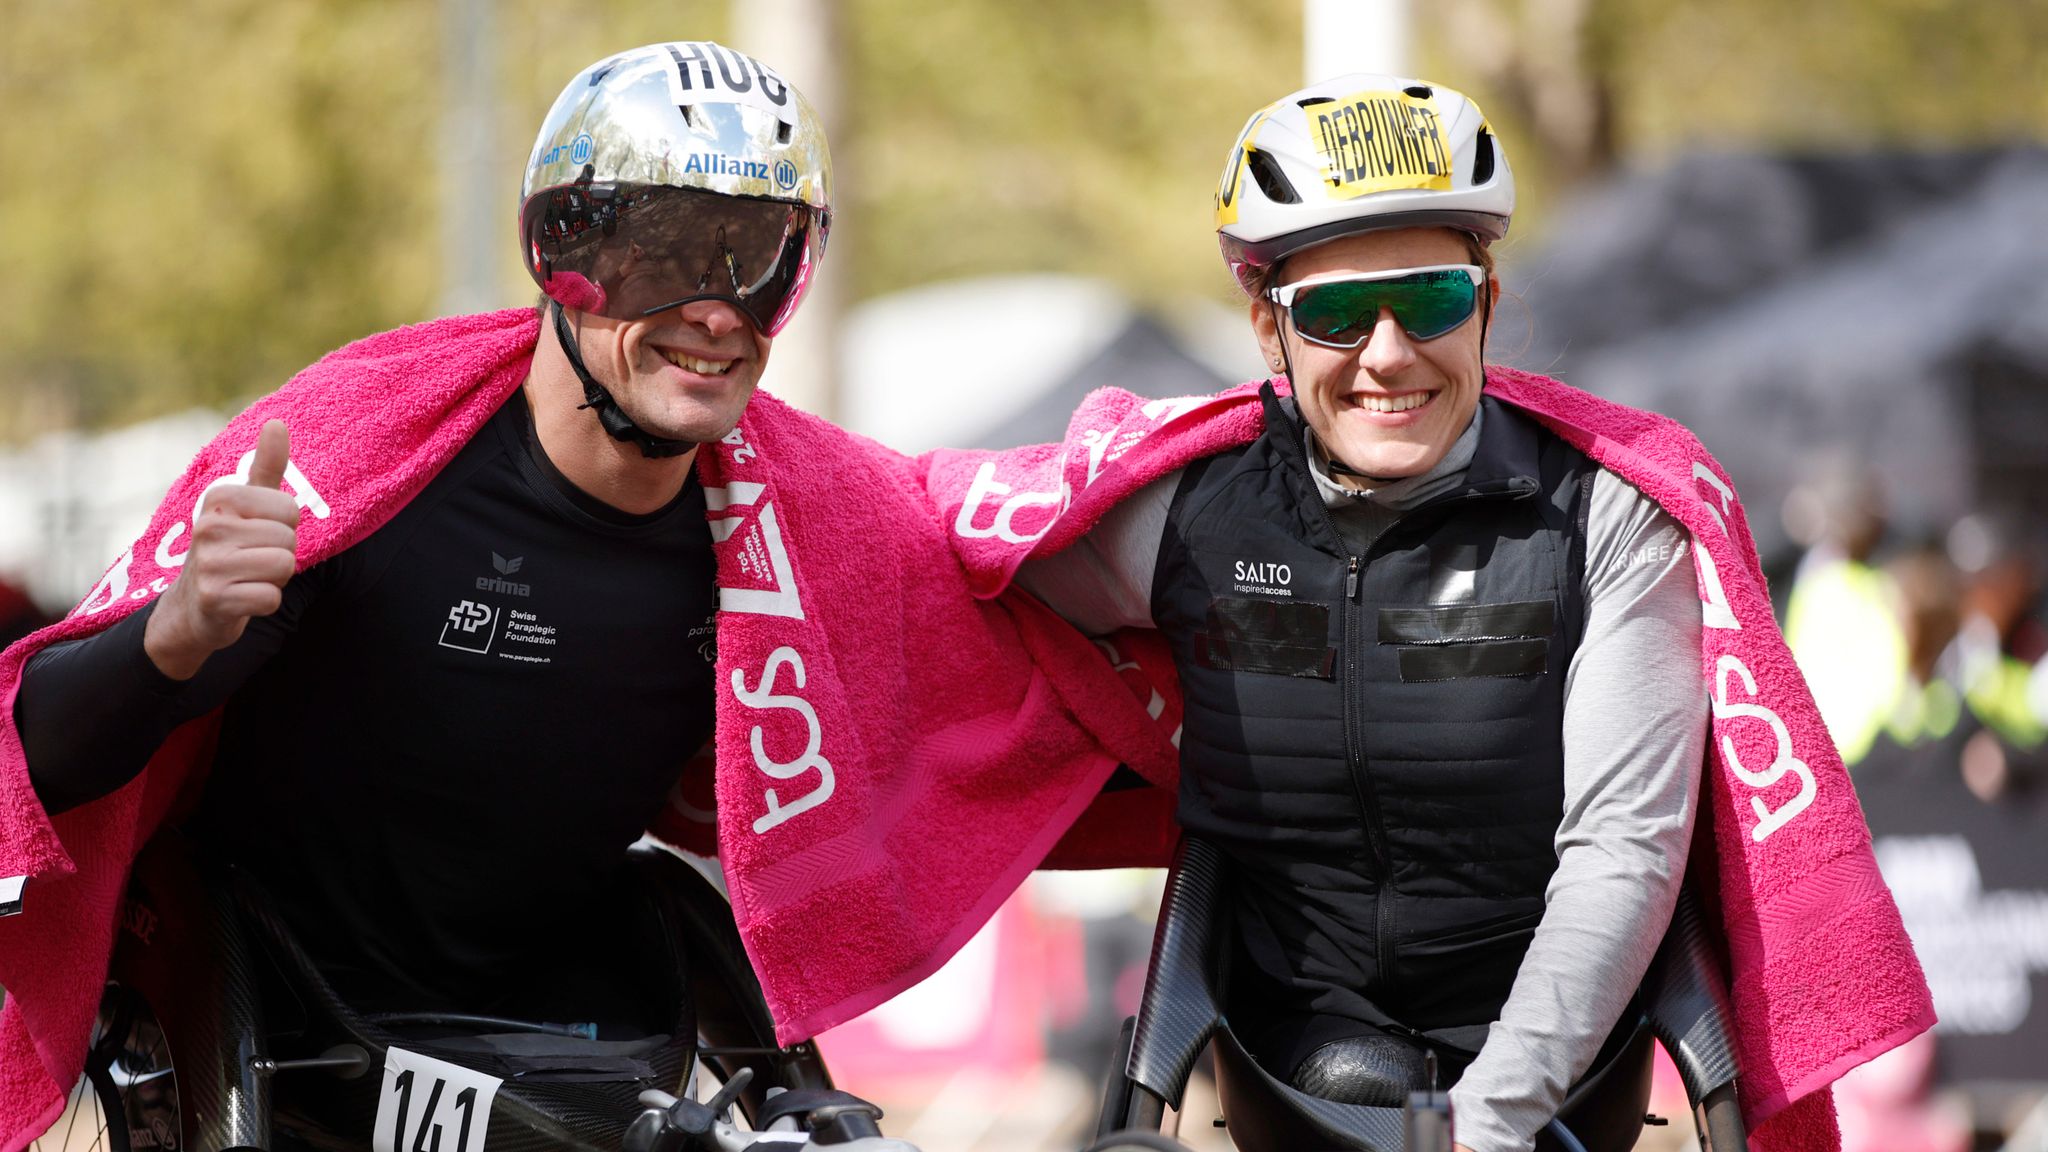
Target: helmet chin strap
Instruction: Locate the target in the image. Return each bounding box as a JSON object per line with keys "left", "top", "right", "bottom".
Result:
{"left": 551, "top": 300, "right": 693, "bottom": 459}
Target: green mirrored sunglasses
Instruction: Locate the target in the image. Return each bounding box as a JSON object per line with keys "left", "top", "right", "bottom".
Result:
{"left": 1267, "top": 264, "right": 1484, "bottom": 348}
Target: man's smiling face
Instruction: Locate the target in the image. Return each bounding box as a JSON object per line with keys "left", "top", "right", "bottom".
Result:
{"left": 573, "top": 295, "right": 773, "bottom": 445}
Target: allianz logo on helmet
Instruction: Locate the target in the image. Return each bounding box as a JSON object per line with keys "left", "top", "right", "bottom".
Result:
{"left": 540, "top": 133, "right": 595, "bottom": 167}
{"left": 684, "top": 152, "right": 775, "bottom": 182}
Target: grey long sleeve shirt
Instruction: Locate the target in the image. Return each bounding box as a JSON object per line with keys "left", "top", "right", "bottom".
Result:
{"left": 1015, "top": 409, "right": 1706, "bottom": 1152}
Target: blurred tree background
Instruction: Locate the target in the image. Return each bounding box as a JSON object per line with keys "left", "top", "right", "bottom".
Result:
{"left": 1, "top": 0, "right": 2043, "bottom": 442}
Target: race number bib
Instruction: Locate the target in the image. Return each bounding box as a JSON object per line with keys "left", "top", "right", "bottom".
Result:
{"left": 373, "top": 1047, "right": 502, "bottom": 1152}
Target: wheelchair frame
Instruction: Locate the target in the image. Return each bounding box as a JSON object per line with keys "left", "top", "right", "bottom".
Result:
{"left": 1095, "top": 836, "right": 1748, "bottom": 1152}
{"left": 63, "top": 833, "right": 831, "bottom": 1152}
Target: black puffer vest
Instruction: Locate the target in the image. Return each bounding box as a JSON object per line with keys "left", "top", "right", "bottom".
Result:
{"left": 1152, "top": 385, "right": 1595, "bottom": 1047}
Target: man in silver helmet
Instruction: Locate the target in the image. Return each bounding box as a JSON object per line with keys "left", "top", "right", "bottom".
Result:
{"left": 516, "top": 42, "right": 830, "bottom": 467}
{"left": 13, "top": 42, "right": 828, "bottom": 1030}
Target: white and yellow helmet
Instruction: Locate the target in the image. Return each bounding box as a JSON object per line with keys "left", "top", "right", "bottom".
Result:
{"left": 1215, "top": 75, "right": 1512, "bottom": 295}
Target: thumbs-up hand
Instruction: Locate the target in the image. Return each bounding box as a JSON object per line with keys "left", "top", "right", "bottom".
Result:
{"left": 144, "top": 420, "right": 302, "bottom": 680}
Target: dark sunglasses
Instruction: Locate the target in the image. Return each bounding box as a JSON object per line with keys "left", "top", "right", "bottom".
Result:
{"left": 521, "top": 183, "right": 828, "bottom": 335}
{"left": 1267, "top": 264, "right": 1484, "bottom": 348}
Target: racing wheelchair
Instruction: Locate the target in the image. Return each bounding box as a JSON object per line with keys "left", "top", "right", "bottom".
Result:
{"left": 27, "top": 831, "right": 891, "bottom": 1152}
{"left": 1091, "top": 836, "right": 1749, "bottom": 1152}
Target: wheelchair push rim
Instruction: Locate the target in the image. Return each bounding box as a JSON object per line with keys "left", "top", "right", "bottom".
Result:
{"left": 30, "top": 981, "right": 182, "bottom": 1152}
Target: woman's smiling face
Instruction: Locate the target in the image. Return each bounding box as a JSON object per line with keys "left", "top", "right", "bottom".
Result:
{"left": 1251, "top": 227, "right": 1495, "bottom": 481}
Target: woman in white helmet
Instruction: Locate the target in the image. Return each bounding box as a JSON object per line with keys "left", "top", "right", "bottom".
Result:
{"left": 1019, "top": 77, "right": 1707, "bottom": 1152}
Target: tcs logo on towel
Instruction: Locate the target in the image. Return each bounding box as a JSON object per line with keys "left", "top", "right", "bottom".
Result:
{"left": 954, "top": 395, "right": 1215, "bottom": 545}
{"left": 711, "top": 426, "right": 835, "bottom": 836}
{"left": 1692, "top": 461, "right": 1817, "bottom": 843}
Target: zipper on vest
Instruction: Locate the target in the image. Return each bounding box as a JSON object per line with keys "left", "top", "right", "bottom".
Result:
{"left": 1336, "top": 552, "right": 1397, "bottom": 995}
{"left": 1297, "top": 435, "right": 1545, "bottom": 1005}
{"left": 1340, "top": 482, "right": 1538, "bottom": 994}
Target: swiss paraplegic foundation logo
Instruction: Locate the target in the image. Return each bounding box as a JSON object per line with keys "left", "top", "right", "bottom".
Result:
{"left": 439, "top": 599, "right": 499, "bottom": 654}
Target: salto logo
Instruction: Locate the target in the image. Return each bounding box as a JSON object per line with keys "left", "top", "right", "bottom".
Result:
{"left": 477, "top": 552, "right": 531, "bottom": 597}
{"left": 1233, "top": 560, "right": 1292, "bottom": 586}
{"left": 439, "top": 600, "right": 498, "bottom": 655}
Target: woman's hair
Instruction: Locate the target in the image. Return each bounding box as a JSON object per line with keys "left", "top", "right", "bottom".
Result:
{"left": 1464, "top": 232, "right": 1497, "bottom": 332}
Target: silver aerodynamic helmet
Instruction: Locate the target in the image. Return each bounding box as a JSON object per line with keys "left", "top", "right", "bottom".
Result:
{"left": 1215, "top": 74, "right": 1512, "bottom": 295}
{"left": 519, "top": 42, "right": 832, "bottom": 336}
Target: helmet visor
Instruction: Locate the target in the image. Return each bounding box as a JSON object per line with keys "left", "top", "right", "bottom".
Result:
{"left": 522, "top": 183, "right": 825, "bottom": 335}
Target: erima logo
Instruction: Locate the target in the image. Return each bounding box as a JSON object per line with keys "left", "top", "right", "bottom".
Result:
{"left": 478, "top": 552, "right": 531, "bottom": 597}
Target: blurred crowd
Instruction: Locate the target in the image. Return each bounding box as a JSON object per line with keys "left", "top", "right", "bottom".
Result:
{"left": 1778, "top": 468, "right": 2048, "bottom": 1151}
{"left": 1783, "top": 472, "right": 2046, "bottom": 786}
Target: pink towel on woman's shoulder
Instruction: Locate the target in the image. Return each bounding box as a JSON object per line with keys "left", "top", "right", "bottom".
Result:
{"left": 1484, "top": 366, "right": 1937, "bottom": 1145}
{"left": 920, "top": 368, "right": 1935, "bottom": 1149}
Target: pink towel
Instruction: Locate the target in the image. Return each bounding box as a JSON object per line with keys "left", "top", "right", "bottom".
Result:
{"left": 0, "top": 310, "right": 1184, "bottom": 1150}
{"left": 1484, "top": 366, "right": 1937, "bottom": 1147}
{"left": 0, "top": 310, "right": 1928, "bottom": 1152}
{"left": 919, "top": 369, "right": 1935, "bottom": 1149}
{"left": 0, "top": 311, "right": 538, "bottom": 1149}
